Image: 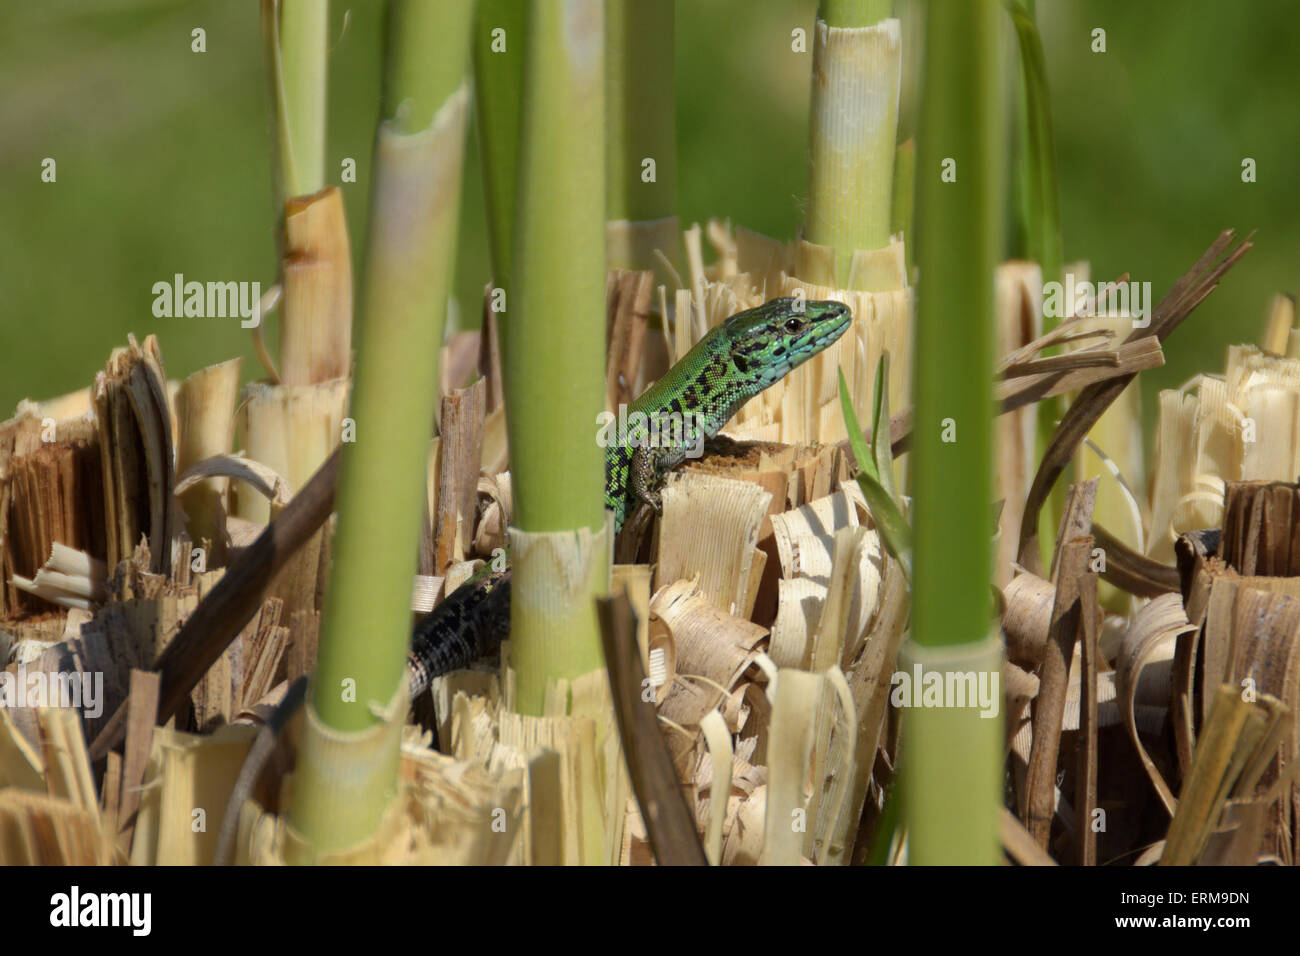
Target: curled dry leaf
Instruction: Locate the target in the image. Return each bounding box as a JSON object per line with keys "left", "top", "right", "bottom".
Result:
{"left": 1116, "top": 592, "right": 1191, "bottom": 816}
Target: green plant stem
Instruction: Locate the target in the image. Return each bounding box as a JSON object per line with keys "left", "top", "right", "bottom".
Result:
{"left": 605, "top": 0, "right": 675, "bottom": 225}
{"left": 474, "top": 0, "right": 528, "bottom": 289}
{"left": 1006, "top": 2, "right": 1065, "bottom": 568}
{"left": 819, "top": 0, "right": 892, "bottom": 28}
{"left": 385, "top": 1, "right": 469, "bottom": 134}
{"left": 1008, "top": 0, "right": 1038, "bottom": 260}
{"left": 906, "top": 0, "right": 1003, "bottom": 865}
{"left": 505, "top": 0, "right": 609, "bottom": 715}
{"left": 892, "top": 138, "right": 915, "bottom": 273}
{"left": 866, "top": 780, "right": 901, "bottom": 864}
{"left": 805, "top": 2, "right": 900, "bottom": 288}
{"left": 1007, "top": 2, "right": 1061, "bottom": 295}
{"left": 277, "top": 0, "right": 328, "bottom": 197}
{"left": 287, "top": 0, "right": 474, "bottom": 859}
{"left": 605, "top": 0, "right": 680, "bottom": 278}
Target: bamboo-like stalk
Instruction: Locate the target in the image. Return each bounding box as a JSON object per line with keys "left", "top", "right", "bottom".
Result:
{"left": 803, "top": 0, "right": 900, "bottom": 289}
{"left": 269, "top": 0, "right": 328, "bottom": 200}
{"left": 175, "top": 358, "right": 242, "bottom": 565}
{"left": 474, "top": 0, "right": 528, "bottom": 288}
{"left": 1007, "top": 1, "right": 1061, "bottom": 293}
{"left": 1008, "top": 0, "right": 1034, "bottom": 261}
{"left": 233, "top": 187, "right": 351, "bottom": 529}
{"left": 904, "top": 0, "right": 1003, "bottom": 864}
{"left": 505, "top": 0, "right": 609, "bottom": 716}
{"left": 286, "top": 0, "right": 475, "bottom": 860}
{"left": 820, "top": 0, "right": 891, "bottom": 28}
{"left": 246, "top": 2, "right": 352, "bottom": 533}
{"left": 280, "top": 190, "right": 353, "bottom": 385}
{"left": 891, "top": 138, "right": 915, "bottom": 275}
{"left": 1007, "top": 2, "right": 1066, "bottom": 567}
{"left": 605, "top": 0, "right": 679, "bottom": 276}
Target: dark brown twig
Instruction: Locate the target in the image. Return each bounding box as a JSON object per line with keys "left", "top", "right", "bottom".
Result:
{"left": 846, "top": 334, "right": 1164, "bottom": 462}
{"left": 1091, "top": 522, "right": 1180, "bottom": 596}
{"left": 1024, "top": 530, "right": 1094, "bottom": 847}
{"left": 1016, "top": 230, "right": 1253, "bottom": 571}
{"left": 89, "top": 448, "right": 341, "bottom": 762}
{"left": 597, "top": 592, "right": 708, "bottom": 866}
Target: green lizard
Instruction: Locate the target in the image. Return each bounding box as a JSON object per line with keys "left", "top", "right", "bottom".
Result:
{"left": 407, "top": 296, "right": 852, "bottom": 695}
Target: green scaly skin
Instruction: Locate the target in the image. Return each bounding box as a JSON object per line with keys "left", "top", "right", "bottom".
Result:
{"left": 407, "top": 297, "right": 852, "bottom": 695}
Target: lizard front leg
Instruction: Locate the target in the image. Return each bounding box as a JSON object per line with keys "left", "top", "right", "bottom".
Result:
{"left": 630, "top": 442, "right": 689, "bottom": 515}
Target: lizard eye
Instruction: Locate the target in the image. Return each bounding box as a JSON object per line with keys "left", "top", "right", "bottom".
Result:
{"left": 784, "top": 318, "right": 803, "bottom": 334}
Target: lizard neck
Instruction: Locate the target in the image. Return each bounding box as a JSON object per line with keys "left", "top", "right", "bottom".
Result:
{"left": 626, "top": 332, "right": 751, "bottom": 437}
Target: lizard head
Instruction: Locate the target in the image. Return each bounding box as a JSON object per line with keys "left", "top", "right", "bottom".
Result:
{"left": 722, "top": 297, "right": 852, "bottom": 388}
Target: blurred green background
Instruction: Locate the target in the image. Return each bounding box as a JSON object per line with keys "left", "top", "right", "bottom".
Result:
{"left": 1, "top": 1, "right": 1295, "bottom": 436}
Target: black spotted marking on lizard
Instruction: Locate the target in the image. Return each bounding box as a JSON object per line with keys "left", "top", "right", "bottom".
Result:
{"left": 407, "top": 566, "right": 511, "bottom": 697}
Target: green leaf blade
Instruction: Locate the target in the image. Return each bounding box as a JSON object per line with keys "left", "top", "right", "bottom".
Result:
{"left": 838, "top": 366, "right": 912, "bottom": 577}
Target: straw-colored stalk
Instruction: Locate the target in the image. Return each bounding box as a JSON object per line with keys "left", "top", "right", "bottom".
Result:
{"left": 286, "top": 0, "right": 474, "bottom": 860}
{"left": 1145, "top": 342, "right": 1300, "bottom": 563}
{"left": 992, "top": 263, "right": 1042, "bottom": 589}
{"left": 250, "top": 19, "right": 342, "bottom": 624}
{"left": 802, "top": 2, "right": 900, "bottom": 289}
{"left": 280, "top": 189, "right": 354, "bottom": 385}
{"left": 505, "top": 0, "right": 609, "bottom": 716}
{"left": 231, "top": 186, "right": 351, "bottom": 528}
{"left": 1074, "top": 315, "right": 1144, "bottom": 615}
{"left": 174, "top": 358, "right": 241, "bottom": 564}
{"left": 243, "top": 3, "right": 352, "bottom": 526}
{"left": 1160, "top": 684, "right": 1257, "bottom": 866}
{"left": 234, "top": 378, "right": 349, "bottom": 527}
{"left": 904, "top": 0, "right": 1003, "bottom": 864}
{"left": 1259, "top": 293, "right": 1295, "bottom": 356}
{"left": 605, "top": 0, "right": 680, "bottom": 279}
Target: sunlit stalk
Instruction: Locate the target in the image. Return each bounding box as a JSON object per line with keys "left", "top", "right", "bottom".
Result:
{"left": 905, "top": 0, "right": 1003, "bottom": 865}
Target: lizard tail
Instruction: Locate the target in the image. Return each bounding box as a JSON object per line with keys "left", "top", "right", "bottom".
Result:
{"left": 406, "top": 568, "right": 512, "bottom": 698}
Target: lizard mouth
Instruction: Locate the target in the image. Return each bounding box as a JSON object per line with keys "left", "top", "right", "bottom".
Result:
{"left": 810, "top": 309, "right": 852, "bottom": 349}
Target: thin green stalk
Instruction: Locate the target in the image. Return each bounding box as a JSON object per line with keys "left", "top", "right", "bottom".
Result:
{"left": 286, "top": 0, "right": 474, "bottom": 859}
{"left": 385, "top": 1, "right": 468, "bottom": 134}
{"left": 805, "top": 0, "right": 901, "bottom": 288}
{"left": 1009, "top": 45, "right": 1031, "bottom": 257}
{"left": 475, "top": 0, "right": 528, "bottom": 288}
{"left": 891, "top": 138, "right": 915, "bottom": 274}
{"left": 1006, "top": 2, "right": 1065, "bottom": 568}
{"left": 1008, "top": 0, "right": 1036, "bottom": 261}
{"left": 906, "top": 0, "right": 1003, "bottom": 865}
{"left": 605, "top": 0, "right": 679, "bottom": 276}
{"left": 819, "top": 0, "right": 892, "bottom": 28}
{"left": 839, "top": 364, "right": 912, "bottom": 577}
{"left": 605, "top": 0, "right": 675, "bottom": 225}
{"left": 1008, "top": 1, "right": 1059, "bottom": 288}
{"left": 866, "top": 780, "right": 902, "bottom": 865}
{"left": 275, "top": 0, "right": 328, "bottom": 198}
{"left": 505, "top": 0, "right": 609, "bottom": 715}
{"left": 249, "top": 1, "right": 347, "bottom": 540}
